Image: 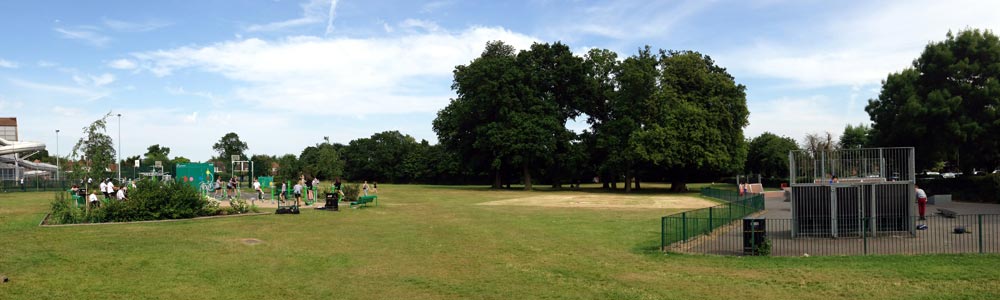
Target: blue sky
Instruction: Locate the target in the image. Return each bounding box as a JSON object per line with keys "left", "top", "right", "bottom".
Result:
{"left": 1, "top": 0, "right": 998, "bottom": 161}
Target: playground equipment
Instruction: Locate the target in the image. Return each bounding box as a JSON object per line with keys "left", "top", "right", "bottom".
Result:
{"left": 176, "top": 163, "right": 215, "bottom": 199}
{"left": 275, "top": 180, "right": 300, "bottom": 214}
{"left": 788, "top": 147, "right": 915, "bottom": 238}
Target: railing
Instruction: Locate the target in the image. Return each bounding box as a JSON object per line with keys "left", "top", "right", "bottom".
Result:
{"left": 0, "top": 179, "right": 73, "bottom": 192}
{"left": 663, "top": 215, "right": 1000, "bottom": 256}
{"left": 660, "top": 188, "right": 765, "bottom": 249}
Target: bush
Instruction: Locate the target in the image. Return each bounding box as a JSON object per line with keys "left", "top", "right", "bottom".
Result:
{"left": 342, "top": 183, "right": 360, "bottom": 201}
{"left": 48, "top": 178, "right": 219, "bottom": 224}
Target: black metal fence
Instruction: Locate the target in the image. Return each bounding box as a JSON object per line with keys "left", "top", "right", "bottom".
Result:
{"left": 664, "top": 215, "right": 1000, "bottom": 256}
{"left": 659, "top": 188, "right": 765, "bottom": 248}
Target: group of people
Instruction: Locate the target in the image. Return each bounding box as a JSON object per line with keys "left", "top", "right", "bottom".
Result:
{"left": 272, "top": 177, "right": 376, "bottom": 207}
{"left": 72, "top": 178, "right": 136, "bottom": 208}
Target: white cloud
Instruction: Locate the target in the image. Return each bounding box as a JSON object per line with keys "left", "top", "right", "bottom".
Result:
{"left": 166, "top": 86, "right": 225, "bottom": 107}
{"left": 9, "top": 78, "right": 109, "bottom": 101}
{"left": 37, "top": 60, "right": 58, "bottom": 68}
{"left": 399, "top": 19, "right": 442, "bottom": 32}
{"left": 718, "top": 0, "right": 1000, "bottom": 88}
{"left": 541, "top": 0, "right": 713, "bottom": 42}
{"left": 52, "top": 106, "right": 83, "bottom": 118}
{"left": 133, "top": 26, "right": 539, "bottom": 116}
{"left": 0, "top": 97, "right": 24, "bottom": 111}
{"left": 108, "top": 59, "right": 137, "bottom": 69}
{"left": 54, "top": 27, "right": 111, "bottom": 47}
{"left": 102, "top": 18, "right": 171, "bottom": 32}
{"left": 421, "top": 0, "right": 454, "bottom": 13}
{"left": 745, "top": 95, "right": 870, "bottom": 142}
{"left": 90, "top": 73, "right": 115, "bottom": 87}
{"left": 0, "top": 59, "right": 17, "bottom": 68}
{"left": 246, "top": 0, "right": 337, "bottom": 33}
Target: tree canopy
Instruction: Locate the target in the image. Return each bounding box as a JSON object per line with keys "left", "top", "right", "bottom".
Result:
{"left": 866, "top": 29, "right": 1000, "bottom": 171}
{"left": 71, "top": 112, "right": 116, "bottom": 182}
{"left": 212, "top": 132, "right": 249, "bottom": 167}
{"left": 746, "top": 132, "right": 799, "bottom": 178}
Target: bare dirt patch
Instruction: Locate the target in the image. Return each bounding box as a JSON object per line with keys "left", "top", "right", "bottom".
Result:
{"left": 241, "top": 238, "right": 263, "bottom": 245}
{"left": 478, "top": 194, "right": 716, "bottom": 210}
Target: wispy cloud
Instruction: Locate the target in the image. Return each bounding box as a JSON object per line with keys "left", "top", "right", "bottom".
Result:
{"left": 246, "top": 0, "right": 338, "bottom": 34}
{"left": 134, "top": 26, "right": 538, "bottom": 116}
{"left": 108, "top": 59, "right": 137, "bottom": 70}
{"left": 54, "top": 27, "right": 111, "bottom": 47}
{"left": 420, "top": 0, "right": 454, "bottom": 13}
{"left": 717, "top": 0, "right": 1000, "bottom": 88}
{"left": 0, "top": 96, "right": 24, "bottom": 111}
{"left": 8, "top": 78, "right": 109, "bottom": 101}
{"left": 0, "top": 59, "right": 17, "bottom": 68}
{"left": 325, "top": 0, "right": 338, "bottom": 36}
{"left": 102, "top": 18, "right": 171, "bottom": 32}
{"left": 540, "top": 0, "right": 714, "bottom": 43}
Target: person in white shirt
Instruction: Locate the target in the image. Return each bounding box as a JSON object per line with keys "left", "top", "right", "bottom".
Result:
{"left": 88, "top": 191, "right": 100, "bottom": 208}
{"left": 252, "top": 179, "right": 263, "bottom": 201}
{"left": 106, "top": 179, "right": 116, "bottom": 200}
{"left": 116, "top": 187, "right": 126, "bottom": 200}
{"left": 915, "top": 184, "right": 928, "bottom": 221}
{"left": 99, "top": 180, "right": 108, "bottom": 200}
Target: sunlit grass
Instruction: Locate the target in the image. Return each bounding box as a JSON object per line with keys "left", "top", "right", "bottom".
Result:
{"left": 1, "top": 185, "right": 998, "bottom": 300}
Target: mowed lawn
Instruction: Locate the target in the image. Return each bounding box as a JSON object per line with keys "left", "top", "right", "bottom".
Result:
{"left": 1, "top": 184, "right": 998, "bottom": 300}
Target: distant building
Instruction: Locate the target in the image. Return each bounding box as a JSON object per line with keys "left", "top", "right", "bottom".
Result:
{"left": 0, "top": 117, "right": 19, "bottom": 180}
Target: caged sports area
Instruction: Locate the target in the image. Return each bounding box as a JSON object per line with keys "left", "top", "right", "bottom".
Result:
{"left": 664, "top": 147, "right": 1000, "bottom": 256}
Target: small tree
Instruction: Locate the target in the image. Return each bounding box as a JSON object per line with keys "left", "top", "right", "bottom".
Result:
{"left": 71, "top": 112, "right": 116, "bottom": 187}
{"left": 212, "top": 132, "right": 248, "bottom": 167}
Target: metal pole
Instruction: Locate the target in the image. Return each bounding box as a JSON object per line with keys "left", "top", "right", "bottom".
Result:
{"left": 979, "top": 214, "right": 984, "bottom": 254}
{"left": 116, "top": 113, "right": 122, "bottom": 182}
{"left": 56, "top": 129, "right": 60, "bottom": 181}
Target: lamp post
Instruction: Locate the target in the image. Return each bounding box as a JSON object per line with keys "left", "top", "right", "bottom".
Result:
{"left": 56, "top": 129, "right": 60, "bottom": 181}
{"left": 117, "top": 113, "right": 122, "bottom": 182}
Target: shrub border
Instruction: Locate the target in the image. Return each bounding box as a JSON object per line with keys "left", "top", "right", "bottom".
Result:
{"left": 38, "top": 211, "right": 272, "bottom": 227}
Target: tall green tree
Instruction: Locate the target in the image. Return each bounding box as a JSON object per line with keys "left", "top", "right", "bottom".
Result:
{"left": 250, "top": 154, "right": 276, "bottom": 177}
{"left": 343, "top": 131, "right": 417, "bottom": 183}
{"left": 275, "top": 154, "right": 300, "bottom": 183}
{"left": 71, "top": 112, "right": 116, "bottom": 184}
{"left": 866, "top": 29, "right": 1000, "bottom": 171}
{"left": 212, "top": 132, "right": 249, "bottom": 168}
{"left": 746, "top": 132, "right": 799, "bottom": 178}
{"left": 630, "top": 50, "right": 749, "bottom": 192}
{"left": 581, "top": 48, "right": 622, "bottom": 189}
{"left": 838, "top": 123, "right": 871, "bottom": 149}
{"left": 299, "top": 139, "right": 344, "bottom": 180}
{"left": 434, "top": 41, "right": 522, "bottom": 189}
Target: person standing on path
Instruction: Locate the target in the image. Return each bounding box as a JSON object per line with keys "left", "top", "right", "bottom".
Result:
{"left": 362, "top": 181, "right": 369, "bottom": 196}
{"left": 915, "top": 184, "right": 928, "bottom": 221}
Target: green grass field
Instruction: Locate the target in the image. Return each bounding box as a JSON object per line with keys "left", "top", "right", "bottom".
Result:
{"left": 1, "top": 184, "right": 998, "bottom": 299}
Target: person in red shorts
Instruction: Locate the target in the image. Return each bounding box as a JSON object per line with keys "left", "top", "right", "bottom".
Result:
{"left": 915, "top": 184, "right": 928, "bottom": 221}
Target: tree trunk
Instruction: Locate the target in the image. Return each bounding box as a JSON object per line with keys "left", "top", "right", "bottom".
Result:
{"left": 624, "top": 169, "right": 633, "bottom": 193}
{"left": 670, "top": 176, "right": 688, "bottom": 193}
{"left": 611, "top": 180, "right": 617, "bottom": 190}
{"left": 493, "top": 170, "right": 502, "bottom": 189}
{"left": 523, "top": 163, "right": 532, "bottom": 191}
{"left": 602, "top": 180, "right": 609, "bottom": 189}
{"left": 634, "top": 177, "right": 641, "bottom": 190}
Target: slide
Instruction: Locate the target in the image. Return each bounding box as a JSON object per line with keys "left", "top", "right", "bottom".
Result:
{"left": 0, "top": 137, "right": 58, "bottom": 173}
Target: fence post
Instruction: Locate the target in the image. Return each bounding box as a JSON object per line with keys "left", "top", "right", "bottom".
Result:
{"left": 682, "top": 212, "right": 688, "bottom": 242}
{"left": 979, "top": 214, "right": 984, "bottom": 254}
{"left": 709, "top": 207, "right": 714, "bottom": 232}
{"left": 661, "top": 217, "right": 666, "bottom": 251}
{"left": 863, "top": 217, "right": 868, "bottom": 255}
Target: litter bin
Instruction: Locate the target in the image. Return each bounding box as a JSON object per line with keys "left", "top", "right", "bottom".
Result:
{"left": 324, "top": 192, "right": 339, "bottom": 211}
{"left": 743, "top": 218, "right": 767, "bottom": 255}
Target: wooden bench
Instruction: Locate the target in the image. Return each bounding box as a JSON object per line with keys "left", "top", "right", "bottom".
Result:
{"left": 937, "top": 208, "right": 958, "bottom": 219}
{"left": 351, "top": 195, "right": 378, "bottom": 208}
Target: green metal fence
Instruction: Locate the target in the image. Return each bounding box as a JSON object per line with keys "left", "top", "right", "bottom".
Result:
{"left": 0, "top": 179, "right": 73, "bottom": 192}
{"left": 665, "top": 215, "right": 1000, "bottom": 256}
{"left": 660, "top": 188, "right": 765, "bottom": 249}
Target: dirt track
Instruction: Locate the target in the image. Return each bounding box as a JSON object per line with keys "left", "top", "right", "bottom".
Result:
{"left": 478, "top": 194, "right": 716, "bottom": 210}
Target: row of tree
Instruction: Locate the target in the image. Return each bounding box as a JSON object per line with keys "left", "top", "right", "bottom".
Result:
{"left": 434, "top": 42, "right": 749, "bottom": 191}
